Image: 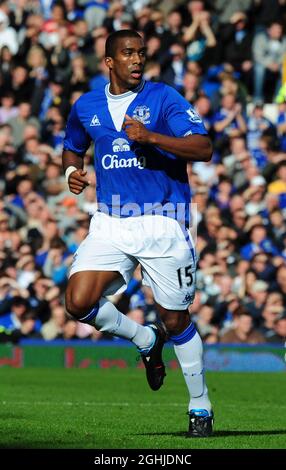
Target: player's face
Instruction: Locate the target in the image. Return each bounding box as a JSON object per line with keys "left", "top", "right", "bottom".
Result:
{"left": 106, "top": 36, "right": 147, "bottom": 93}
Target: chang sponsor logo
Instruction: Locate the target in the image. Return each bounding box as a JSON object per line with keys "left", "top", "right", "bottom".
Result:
{"left": 102, "top": 154, "right": 146, "bottom": 170}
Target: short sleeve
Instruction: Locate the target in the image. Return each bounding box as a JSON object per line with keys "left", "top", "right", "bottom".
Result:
{"left": 63, "top": 102, "right": 91, "bottom": 155}
{"left": 162, "top": 85, "right": 208, "bottom": 137}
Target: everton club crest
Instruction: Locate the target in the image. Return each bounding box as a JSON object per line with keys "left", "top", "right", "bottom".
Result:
{"left": 132, "top": 105, "right": 151, "bottom": 124}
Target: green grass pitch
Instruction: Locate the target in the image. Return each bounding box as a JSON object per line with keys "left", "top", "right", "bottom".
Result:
{"left": 0, "top": 368, "right": 285, "bottom": 449}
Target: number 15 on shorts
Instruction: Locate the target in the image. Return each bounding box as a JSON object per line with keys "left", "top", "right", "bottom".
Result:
{"left": 177, "top": 265, "right": 193, "bottom": 288}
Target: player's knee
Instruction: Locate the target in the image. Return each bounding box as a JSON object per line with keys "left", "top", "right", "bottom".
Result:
{"left": 65, "top": 288, "right": 100, "bottom": 319}
{"left": 65, "top": 274, "right": 103, "bottom": 319}
{"left": 161, "top": 310, "right": 190, "bottom": 336}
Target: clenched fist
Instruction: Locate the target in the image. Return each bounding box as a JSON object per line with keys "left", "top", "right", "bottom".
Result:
{"left": 68, "top": 169, "right": 91, "bottom": 194}
{"left": 122, "top": 114, "right": 154, "bottom": 144}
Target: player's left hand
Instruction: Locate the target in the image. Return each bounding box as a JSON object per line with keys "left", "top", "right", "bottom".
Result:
{"left": 122, "top": 114, "right": 153, "bottom": 144}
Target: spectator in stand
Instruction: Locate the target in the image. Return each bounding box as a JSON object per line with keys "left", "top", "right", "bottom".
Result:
{"left": 16, "top": 254, "right": 38, "bottom": 289}
{"left": 11, "top": 177, "right": 34, "bottom": 210}
{"left": 252, "top": 0, "right": 286, "bottom": 33}
{"left": 252, "top": 21, "right": 286, "bottom": 102}
{"left": 194, "top": 94, "right": 213, "bottom": 132}
{"left": 26, "top": 44, "right": 49, "bottom": 84}
{"left": 63, "top": 0, "right": 84, "bottom": 22}
{"left": 3, "top": 66, "right": 34, "bottom": 105}
{"left": 103, "top": 2, "right": 134, "bottom": 33}
{"left": 34, "top": 218, "right": 61, "bottom": 267}
{"left": 17, "top": 15, "right": 44, "bottom": 65}
{"left": 250, "top": 253, "right": 276, "bottom": 283}
{"left": 49, "top": 25, "right": 72, "bottom": 84}
{"left": 259, "top": 294, "right": 284, "bottom": 340}
{"left": 85, "top": 32, "right": 107, "bottom": 77}
{"left": 41, "top": 108, "right": 66, "bottom": 154}
{"left": 192, "top": 303, "right": 218, "bottom": 341}
{"left": 182, "top": 10, "right": 217, "bottom": 71}
{"left": 8, "top": 101, "right": 40, "bottom": 148}
{"left": 35, "top": 77, "right": 70, "bottom": 122}
{"left": 212, "top": 274, "right": 237, "bottom": 321}
{"left": 219, "top": 305, "right": 265, "bottom": 344}
{"left": 212, "top": 176, "right": 233, "bottom": 210}
{"left": 83, "top": 0, "right": 108, "bottom": 31}
{"left": 41, "top": 1, "right": 71, "bottom": 49}
{"left": 160, "top": 9, "right": 184, "bottom": 51}
{"left": 275, "top": 264, "right": 286, "bottom": 304}
{"left": 223, "top": 135, "right": 247, "bottom": 173}
{"left": 267, "top": 311, "right": 286, "bottom": 343}
{"left": 232, "top": 258, "right": 250, "bottom": 298}
{"left": 244, "top": 279, "right": 268, "bottom": 326}
{"left": 88, "top": 54, "right": 109, "bottom": 89}
{"left": 230, "top": 152, "right": 260, "bottom": 192}
{"left": 41, "top": 304, "right": 67, "bottom": 340}
{"left": 72, "top": 20, "right": 93, "bottom": 55}
{"left": 267, "top": 161, "right": 286, "bottom": 198}
{"left": 0, "top": 9, "right": 19, "bottom": 55}
{"left": 243, "top": 175, "right": 267, "bottom": 216}
{"left": 220, "top": 12, "right": 253, "bottom": 93}
{"left": 0, "top": 92, "right": 18, "bottom": 124}
{"left": 68, "top": 55, "right": 89, "bottom": 93}
{"left": 41, "top": 161, "right": 66, "bottom": 199}
{"left": 161, "top": 42, "right": 187, "bottom": 92}
{"left": 240, "top": 223, "right": 280, "bottom": 261}
{"left": 212, "top": 70, "right": 248, "bottom": 114}
{"left": 246, "top": 102, "right": 275, "bottom": 162}
{"left": 191, "top": 184, "right": 209, "bottom": 224}
{"left": 42, "top": 239, "right": 72, "bottom": 287}
{"left": 182, "top": 71, "right": 200, "bottom": 104}
{"left": 213, "top": 0, "right": 252, "bottom": 31}
{"left": 60, "top": 318, "right": 80, "bottom": 340}
{"left": 28, "top": 276, "right": 57, "bottom": 324}
{"left": 0, "top": 45, "right": 14, "bottom": 85}
{"left": 0, "top": 295, "right": 42, "bottom": 334}
{"left": 213, "top": 92, "right": 247, "bottom": 143}
{"left": 269, "top": 209, "right": 286, "bottom": 250}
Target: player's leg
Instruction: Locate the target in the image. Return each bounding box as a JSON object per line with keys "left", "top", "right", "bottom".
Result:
{"left": 138, "top": 215, "right": 213, "bottom": 436}
{"left": 65, "top": 270, "right": 155, "bottom": 350}
{"left": 155, "top": 303, "right": 213, "bottom": 437}
{"left": 64, "top": 213, "right": 155, "bottom": 351}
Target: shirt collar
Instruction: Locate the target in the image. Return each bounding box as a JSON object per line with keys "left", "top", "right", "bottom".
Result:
{"left": 105, "top": 80, "right": 145, "bottom": 100}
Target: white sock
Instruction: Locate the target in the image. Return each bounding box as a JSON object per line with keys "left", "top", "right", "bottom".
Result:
{"left": 79, "top": 298, "right": 155, "bottom": 350}
{"left": 173, "top": 331, "right": 212, "bottom": 413}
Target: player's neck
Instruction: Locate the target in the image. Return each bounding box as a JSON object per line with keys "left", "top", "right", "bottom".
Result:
{"left": 109, "top": 81, "right": 144, "bottom": 96}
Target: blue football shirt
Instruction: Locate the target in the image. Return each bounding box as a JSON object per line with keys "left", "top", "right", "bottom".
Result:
{"left": 63, "top": 80, "right": 208, "bottom": 223}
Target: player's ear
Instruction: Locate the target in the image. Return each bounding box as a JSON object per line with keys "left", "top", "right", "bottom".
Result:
{"left": 105, "top": 57, "right": 113, "bottom": 70}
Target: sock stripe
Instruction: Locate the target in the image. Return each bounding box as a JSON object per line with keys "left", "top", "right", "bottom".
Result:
{"left": 78, "top": 303, "right": 99, "bottom": 323}
{"left": 169, "top": 322, "right": 196, "bottom": 345}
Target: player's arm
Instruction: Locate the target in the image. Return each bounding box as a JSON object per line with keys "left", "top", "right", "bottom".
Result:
{"left": 122, "top": 115, "right": 212, "bottom": 162}
{"left": 62, "top": 100, "right": 92, "bottom": 194}
{"left": 62, "top": 150, "right": 91, "bottom": 195}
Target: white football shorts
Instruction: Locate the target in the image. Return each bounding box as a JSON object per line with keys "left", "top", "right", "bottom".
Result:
{"left": 69, "top": 211, "right": 197, "bottom": 310}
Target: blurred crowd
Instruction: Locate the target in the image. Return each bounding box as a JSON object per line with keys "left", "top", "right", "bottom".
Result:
{"left": 0, "top": 0, "right": 286, "bottom": 345}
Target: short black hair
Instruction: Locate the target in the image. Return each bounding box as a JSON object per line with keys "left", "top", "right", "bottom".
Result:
{"left": 105, "top": 30, "right": 142, "bottom": 58}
